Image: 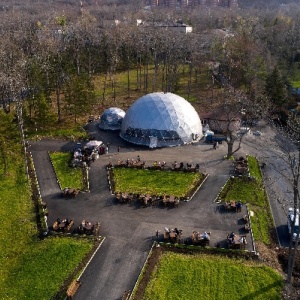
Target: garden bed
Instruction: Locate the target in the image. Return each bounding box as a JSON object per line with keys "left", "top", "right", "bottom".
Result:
{"left": 217, "top": 155, "right": 274, "bottom": 245}
{"left": 107, "top": 165, "right": 207, "bottom": 200}
{"left": 131, "top": 244, "right": 283, "bottom": 300}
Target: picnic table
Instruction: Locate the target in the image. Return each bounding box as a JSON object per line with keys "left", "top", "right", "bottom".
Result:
{"left": 191, "top": 231, "right": 210, "bottom": 246}
{"left": 224, "top": 201, "right": 236, "bottom": 211}
{"left": 162, "top": 195, "right": 179, "bottom": 207}
{"left": 164, "top": 227, "right": 182, "bottom": 243}
{"left": 52, "top": 219, "right": 74, "bottom": 232}
{"left": 63, "top": 188, "right": 80, "bottom": 198}
{"left": 227, "top": 234, "right": 247, "bottom": 249}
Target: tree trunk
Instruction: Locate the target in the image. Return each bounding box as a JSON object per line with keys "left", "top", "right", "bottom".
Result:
{"left": 287, "top": 148, "right": 300, "bottom": 283}
{"left": 56, "top": 88, "right": 62, "bottom": 122}
{"left": 127, "top": 56, "right": 130, "bottom": 98}
{"left": 227, "top": 141, "right": 234, "bottom": 158}
{"left": 102, "top": 71, "right": 108, "bottom": 106}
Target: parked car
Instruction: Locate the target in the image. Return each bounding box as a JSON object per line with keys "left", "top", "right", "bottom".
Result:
{"left": 205, "top": 134, "right": 227, "bottom": 143}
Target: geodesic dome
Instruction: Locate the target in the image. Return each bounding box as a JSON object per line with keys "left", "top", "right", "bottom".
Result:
{"left": 120, "top": 92, "right": 203, "bottom": 148}
{"left": 98, "top": 107, "right": 125, "bottom": 130}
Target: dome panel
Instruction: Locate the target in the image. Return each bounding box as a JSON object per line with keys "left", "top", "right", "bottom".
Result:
{"left": 120, "top": 92, "right": 203, "bottom": 148}
{"left": 98, "top": 107, "right": 125, "bottom": 131}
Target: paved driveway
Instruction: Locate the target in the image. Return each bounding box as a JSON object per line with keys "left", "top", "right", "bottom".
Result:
{"left": 29, "top": 120, "right": 289, "bottom": 300}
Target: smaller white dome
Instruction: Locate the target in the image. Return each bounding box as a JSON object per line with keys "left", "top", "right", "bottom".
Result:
{"left": 98, "top": 107, "right": 125, "bottom": 131}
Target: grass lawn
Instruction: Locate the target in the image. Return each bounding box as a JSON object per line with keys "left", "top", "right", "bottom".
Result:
{"left": 49, "top": 151, "right": 83, "bottom": 190}
{"left": 0, "top": 141, "right": 93, "bottom": 299}
{"left": 218, "top": 155, "right": 273, "bottom": 245}
{"left": 111, "top": 167, "right": 205, "bottom": 198}
{"left": 2, "top": 237, "right": 93, "bottom": 299}
{"left": 141, "top": 252, "right": 283, "bottom": 300}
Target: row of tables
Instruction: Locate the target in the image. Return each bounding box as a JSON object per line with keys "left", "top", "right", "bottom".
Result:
{"left": 115, "top": 193, "right": 180, "bottom": 207}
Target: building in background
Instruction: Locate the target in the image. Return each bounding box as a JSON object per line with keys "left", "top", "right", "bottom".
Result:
{"left": 148, "top": 0, "right": 238, "bottom": 8}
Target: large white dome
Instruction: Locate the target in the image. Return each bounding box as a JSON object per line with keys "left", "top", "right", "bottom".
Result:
{"left": 120, "top": 92, "right": 203, "bottom": 148}
{"left": 98, "top": 107, "right": 125, "bottom": 130}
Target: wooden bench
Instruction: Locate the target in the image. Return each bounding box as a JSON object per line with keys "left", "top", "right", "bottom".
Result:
{"left": 67, "top": 280, "right": 81, "bottom": 299}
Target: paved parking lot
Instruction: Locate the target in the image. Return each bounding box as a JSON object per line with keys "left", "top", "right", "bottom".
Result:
{"left": 30, "top": 120, "right": 290, "bottom": 300}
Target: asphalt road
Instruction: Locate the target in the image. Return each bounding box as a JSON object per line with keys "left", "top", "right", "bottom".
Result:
{"left": 29, "top": 120, "right": 291, "bottom": 300}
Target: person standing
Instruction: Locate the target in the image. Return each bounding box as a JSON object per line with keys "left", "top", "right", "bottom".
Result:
{"left": 156, "top": 229, "right": 160, "bottom": 239}
{"left": 117, "top": 146, "right": 120, "bottom": 154}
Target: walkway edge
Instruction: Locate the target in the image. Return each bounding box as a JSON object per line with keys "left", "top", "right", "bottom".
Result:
{"left": 129, "top": 241, "right": 156, "bottom": 300}
{"left": 77, "top": 237, "right": 106, "bottom": 282}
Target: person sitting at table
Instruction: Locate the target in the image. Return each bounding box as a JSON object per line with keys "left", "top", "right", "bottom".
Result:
{"left": 228, "top": 232, "right": 235, "bottom": 243}
{"left": 229, "top": 232, "right": 235, "bottom": 239}
{"left": 202, "top": 231, "right": 210, "bottom": 240}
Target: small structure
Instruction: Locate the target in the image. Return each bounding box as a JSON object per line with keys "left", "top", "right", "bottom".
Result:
{"left": 98, "top": 107, "right": 125, "bottom": 131}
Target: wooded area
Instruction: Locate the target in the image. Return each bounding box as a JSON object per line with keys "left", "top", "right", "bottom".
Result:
{"left": 1, "top": 0, "right": 300, "bottom": 127}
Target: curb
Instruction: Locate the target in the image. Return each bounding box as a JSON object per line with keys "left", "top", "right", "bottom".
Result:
{"left": 28, "top": 151, "right": 48, "bottom": 234}
{"left": 129, "top": 241, "right": 156, "bottom": 300}
{"left": 77, "top": 237, "right": 106, "bottom": 281}
{"left": 184, "top": 173, "right": 209, "bottom": 202}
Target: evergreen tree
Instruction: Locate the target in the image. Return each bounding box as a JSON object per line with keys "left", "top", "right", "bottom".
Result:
{"left": 265, "top": 67, "right": 288, "bottom": 107}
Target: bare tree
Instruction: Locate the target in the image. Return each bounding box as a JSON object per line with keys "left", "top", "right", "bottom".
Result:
{"left": 208, "top": 86, "right": 268, "bottom": 158}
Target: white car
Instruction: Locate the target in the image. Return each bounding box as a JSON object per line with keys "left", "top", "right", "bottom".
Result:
{"left": 288, "top": 207, "right": 299, "bottom": 242}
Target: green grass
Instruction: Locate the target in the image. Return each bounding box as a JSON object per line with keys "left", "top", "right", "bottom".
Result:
{"left": 291, "top": 80, "right": 300, "bottom": 88}
{"left": 2, "top": 237, "right": 92, "bottom": 299}
{"left": 112, "top": 167, "right": 205, "bottom": 198}
{"left": 248, "top": 155, "right": 263, "bottom": 182}
{"left": 0, "top": 130, "right": 93, "bottom": 299}
{"left": 49, "top": 151, "right": 83, "bottom": 190}
{"left": 142, "top": 252, "right": 283, "bottom": 300}
{"left": 218, "top": 155, "right": 273, "bottom": 245}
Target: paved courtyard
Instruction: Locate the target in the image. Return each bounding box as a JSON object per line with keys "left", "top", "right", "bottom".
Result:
{"left": 29, "top": 120, "right": 290, "bottom": 300}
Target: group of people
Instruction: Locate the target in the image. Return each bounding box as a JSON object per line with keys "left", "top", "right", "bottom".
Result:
{"left": 78, "top": 220, "right": 95, "bottom": 234}
{"left": 227, "top": 232, "right": 247, "bottom": 245}
{"left": 172, "top": 161, "right": 200, "bottom": 170}
{"left": 52, "top": 218, "right": 72, "bottom": 231}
